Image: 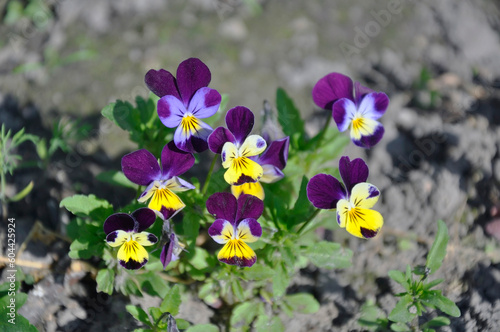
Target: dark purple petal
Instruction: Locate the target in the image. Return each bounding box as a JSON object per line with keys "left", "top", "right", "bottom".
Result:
{"left": 352, "top": 124, "right": 384, "bottom": 149}
{"left": 119, "top": 258, "right": 147, "bottom": 270}
{"left": 238, "top": 218, "right": 262, "bottom": 238}
{"left": 354, "top": 81, "right": 375, "bottom": 106}
{"left": 235, "top": 194, "right": 264, "bottom": 223}
{"left": 187, "top": 87, "right": 221, "bottom": 119}
{"left": 256, "top": 137, "right": 289, "bottom": 170}
{"left": 122, "top": 149, "right": 161, "bottom": 186}
{"left": 360, "top": 227, "right": 378, "bottom": 239}
{"left": 208, "top": 218, "right": 229, "bottom": 238}
{"left": 132, "top": 208, "right": 157, "bottom": 232}
{"left": 219, "top": 253, "right": 256, "bottom": 268}
{"left": 312, "top": 73, "right": 354, "bottom": 110}
{"left": 103, "top": 213, "right": 135, "bottom": 235}
{"left": 225, "top": 106, "right": 254, "bottom": 145}
{"left": 157, "top": 95, "right": 186, "bottom": 128}
{"left": 160, "top": 233, "right": 175, "bottom": 269}
{"left": 358, "top": 92, "right": 389, "bottom": 120}
{"left": 145, "top": 69, "right": 180, "bottom": 99}
{"left": 161, "top": 141, "right": 195, "bottom": 178}
{"left": 306, "top": 174, "right": 346, "bottom": 209}
{"left": 206, "top": 192, "right": 237, "bottom": 223}
{"left": 176, "top": 58, "right": 211, "bottom": 105}
{"left": 159, "top": 206, "right": 178, "bottom": 221}
{"left": 105, "top": 231, "right": 120, "bottom": 244}
{"left": 208, "top": 127, "right": 236, "bottom": 154}
{"left": 339, "top": 156, "right": 369, "bottom": 194}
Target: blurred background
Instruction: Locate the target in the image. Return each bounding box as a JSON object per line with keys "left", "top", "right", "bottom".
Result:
{"left": 1, "top": 0, "right": 500, "bottom": 331}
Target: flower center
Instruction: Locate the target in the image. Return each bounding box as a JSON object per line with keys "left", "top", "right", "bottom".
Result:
{"left": 181, "top": 114, "right": 201, "bottom": 135}
{"left": 352, "top": 116, "right": 365, "bottom": 131}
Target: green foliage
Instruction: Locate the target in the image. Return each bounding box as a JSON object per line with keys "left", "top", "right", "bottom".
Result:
{"left": 426, "top": 220, "right": 448, "bottom": 274}
{"left": 276, "top": 88, "right": 306, "bottom": 150}
{"left": 0, "top": 281, "right": 38, "bottom": 331}
{"left": 304, "top": 241, "right": 353, "bottom": 269}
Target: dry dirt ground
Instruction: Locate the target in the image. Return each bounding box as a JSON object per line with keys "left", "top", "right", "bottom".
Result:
{"left": 1, "top": 0, "right": 500, "bottom": 331}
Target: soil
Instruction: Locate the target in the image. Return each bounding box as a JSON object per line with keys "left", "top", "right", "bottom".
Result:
{"left": 1, "top": 0, "right": 500, "bottom": 331}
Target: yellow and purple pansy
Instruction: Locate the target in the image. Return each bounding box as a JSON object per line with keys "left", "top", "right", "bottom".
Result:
{"left": 145, "top": 58, "right": 221, "bottom": 153}
{"left": 306, "top": 156, "right": 384, "bottom": 239}
{"left": 122, "top": 141, "right": 195, "bottom": 220}
{"left": 208, "top": 106, "right": 267, "bottom": 186}
{"left": 206, "top": 192, "right": 264, "bottom": 267}
{"left": 231, "top": 136, "right": 290, "bottom": 200}
{"left": 312, "top": 72, "right": 389, "bottom": 148}
{"left": 104, "top": 208, "right": 158, "bottom": 270}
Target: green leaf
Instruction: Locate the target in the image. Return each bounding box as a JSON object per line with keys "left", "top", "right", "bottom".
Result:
{"left": 189, "top": 247, "right": 210, "bottom": 270}
{"left": 423, "top": 278, "right": 444, "bottom": 290}
{"left": 231, "top": 279, "right": 245, "bottom": 302}
{"left": 10, "top": 180, "right": 34, "bottom": 202}
{"left": 276, "top": 88, "right": 305, "bottom": 149}
{"left": 183, "top": 211, "right": 201, "bottom": 242}
{"left": 126, "top": 305, "right": 152, "bottom": 327}
{"left": 285, "top": 293, "right": 320, "bottom": 314}
{"left": 421, "top": 316, "right": 451, "bottom": 328}
{"left": 421, "top": 292, "right": 460, "bottom": 317}
{"left": 305, "top": 241, "right": 353, "bottom": 269}
{"left": 388, "top": 270, "right": 410, "bottom": 291}
{"left": 254, "top": 316, "right": 285, "bottom": 332}
{"left": 96, "top": 171, "right": 136, "bottom": 189}
{"left": 177, "top": 318, "right": 190, "bottom": 329}
{"left": 185, "top": 324, "right": 219, "bottom": 332}
{"left": 60, "top": 194, "right": 113, "bottom": 221}
{"left": 358, "top": 300, "right": 389, "bottom": 330}
{"left": 242, "top": 264, "right": 275, "bottom": 281}
{"left": 390, "top": 322, "right": 411, "bottom": 332}
{"left": 96, "top": 269, "right": 115, "bottom": 295}
{"left": 230, "top": 302, "right": 259, "bottom": 327}
{"left": 0, "top": 313, "right": 38, "bottom": 332}
{"left": 138, "top": 272, "right": 170, "bottom": 298}
{"left": 388, "top": 295, "right": 416, "bottom": 323}
{"left": 285, "top": 176, "right": 315, "bottom": 229}
{"left": 160, "top": 285, "right": 181, "bottom": 316}
{"left": 272, "top": 262, "right": 289, "bottom": 297}
{"left": 426, "top": 220, "right": 449, "bottom": 274}
{"left": 101, "top": 100, "right": 137, "bottom": 132}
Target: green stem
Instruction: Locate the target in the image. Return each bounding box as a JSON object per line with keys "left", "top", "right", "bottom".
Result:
{"left": 314, "top": 113, "right": 332, "bottom": 149}
{"left": 201, "top": 155, "right": 217, "bottom": 195}
{"left": 297, "top": 209, "right": 321, "bottom": 235}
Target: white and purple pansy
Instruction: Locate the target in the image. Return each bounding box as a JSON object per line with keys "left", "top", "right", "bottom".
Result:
{"left": 104, "top": 208, "right": 158, "bottom": 270}
{"left": 145, "top": 58, "right": 222, "bottom": 153}
{"left": 208, "top": 106, "right": 268, "bottom": 186}
{"left": 231, "top": 136, "right": 290, "bottom": 200}
{"left": 121, "top": 141, "right": 195, "bottom": 220}
{"left": 206, "top": 192, "right": 264, "bottom": 267}
{"left": 306, "top": 156, "right": 384, "bottom": 239}
{"left": 312, "top": 72, "right": 389, "bottom": 148}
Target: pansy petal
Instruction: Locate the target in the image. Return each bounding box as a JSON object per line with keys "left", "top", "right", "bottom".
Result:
{"left": 132, "top": 208, "right": 157, "bottom": 232}
{"left": 306, "top": 174, "right": 346, "bottom": 209}
{"left": 339, "top": 156, "right": 369, "bottom": 194}
{"left": 165, "top": 176, "right": 196, "bottom": 192}
{"left": 176, "top": 58, "right": 211, "bottom": 105}
{"left": 187, "top": 87, "right": 221, "bottom": 119}
{"left": 312, "top": 72, "right": 354, "bottom": 110}
{"left": 148, "top": 188, "right": 185, "bottom": 213}
{"left": 161, "top": 141, "right": 195, "bottom": 178}
{"left": 160, "top": 233, "right": 175, "bottom": 269}
{"left": 206, "top": 192, "right": 237, "bottom": 222}
{"left": 336, "top": 199, "right": 349, "bottom": 228}
{"left": 260, "top": 165, "right": 284, "bottom": 183}
{"left": 332, "top": 98, "right": 357, "bottom": 132}
{"left": 158, "top": 206, "right": 180, "bottom": 221}
{"left": 106, "top": 230, "right": 130, "bottom": 247}
{"left": 226, "top": 106, "right": 254, "bottom": 145}
{"left": 173, "top": 118, "right": 212, "bottom": 153}
{"left": 357, "top": 92, "right": 389, "bottom": 120}
{"left": 104, "top": 213, "right": 135, "bottom": 235}
{"left": 235, "top": 194, "right": 264, "bottom": 222}
{"left": 157, "top": 95, "right": 186, "bottom": 128}
{"left": 235, "top": 218, "right": 262, "bottom": 243}
{"left": 121, "top": 149, "right": 161, "bottom": 186}
{"left": 133, "top": 232, "right": 158, "bottom": 247}
{"left": 138, "top": 182, "right": 156, "bottom": 203}
{"left": 354, "top": 81, "right": 375, "bottom": 106}
{"left": 231, "top": 182, "right": 265, "bottom": 200}
{"left": 117, "top": 240, "right": 149, "bottom": 270}
{"left": 208, "top": 127, "right": 236, "bottom": 154}
{"left": 345, "top": 208, "right": 384, "bottom": 239}
{"left": 217, "top": 240, "right": 257, "bottom": 267}
{"left": 224, "top": 157, "right": 263, "bottom": 186}
{"left": 208, "top": 219, "right": 234, "bottom": 244}
{"left": 350, "top": 118, "right": 384, "bottom": 148}
{"left": 239, "top": 135, "right": 267, "bottom": 157}
{"left": 145, "top": 69, "right": 180, "bottom": 99}
{"left": 350, "top": 183, "right": 380, "bottom": 209}
{"left": 256, "top": 137, "right": 289, "bottom": 170}
{"left": 222, "top": 142, "right": 238, "bottom": 169}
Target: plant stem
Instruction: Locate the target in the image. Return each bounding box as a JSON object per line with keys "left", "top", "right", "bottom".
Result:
{"left": 201, "top": 155, "right": 217, "bottom": 195}
{"left": 297, "top": 209, "right": 321, "bottom": 235}
{"left": 314, "top": 113, "right": 332, "bottom": 149}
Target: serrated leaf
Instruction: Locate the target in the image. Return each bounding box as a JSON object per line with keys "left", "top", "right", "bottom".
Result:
{"left": 230, "top": 302, "right": 259, "bottom": 327}
{"left": 160, "top": 285, "right": 181, "bottom": 316}
{"left": 126, "top": 305, "right": 152, "bottom": 327}
{"left": 60, "top": 194, "right": 113, "bottom": 221}
{"left": 231, "top": 279, "right": 245, "bottom": 302}
{"left": 96, "top": 170, "right": 136, "bottom": 189}
{"left": 255, "top": 316, "right": 284, "bottom": 332}
{"left": 285, "top": 293, "right": 320, "bottom": 314}
{"left": 426, "top": 220, "right": 449, "bottom": 274}
{"left": 242, "top": 265, "right": 275, "bottom": 281}
{"left": 185, "top": 324, "right": 219, "bottom": 332}
{"left": 305, "top": 241, "right": 353, "bottom": 269}
{"left": 96, "top": 269, "right": 115, "bottom": 295}
{"left": 272, "top": 263, "right": 289, "bottom": 297}
{"left": 388, "top": 295, "right": 416, "bottom": 323}
{"left": 190, "top": 247, "right": 210, "bottom": 270}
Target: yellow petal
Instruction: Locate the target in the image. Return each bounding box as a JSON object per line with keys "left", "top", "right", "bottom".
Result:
{"left": 239, "top": 135, "right": 267, "bottom": 157}
{"left": 345, "top": 207, "right": 384, "bottom": 239}
{"left": 336, "top": 199, "right": 350, "bottom": 228}
{"left": 106, "top": 230, "right": 130, "bottom": 247}
{"left": 350, "top": 182, "right": 380, "bottom": 209}
{"left": 350, "top": 117, "right": 379, "bottom": 140}
{"left": 148, "top": 187, "right": 185, "bottom": 212}
{"left": 221, "top": 142, "right": 238, "bottom": 169}
{"left": 235, "top": 220, "right": 261, "bottom": 243}
{"left": 117, "top": 240, "right": 149, "bottom": 267}
{"left": 133, "top": 232, "right": 158, "bottom": 247}
{"left": 231, "top": 182, "right": 265, "bottom": 200}
{"left": 217, "top": 239, "right": 257, "bottom": 267}
{"left": 224, "top": 157, "right": 263, "bottom": 186}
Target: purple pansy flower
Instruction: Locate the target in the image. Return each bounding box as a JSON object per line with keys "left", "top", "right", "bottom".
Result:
{"left": 306, "top": 156, "right": 384, "bottom": 239}
{"left": 122, "top": 141, "right": 195, "bottom": 220}
{"left": 231, "top": 136, "right": 290, "bottom": 200}
{"left": 312, "top": 72, "right": 389, "bottom": 148}
{"left": 206, "top": 192, "right": 264, "bottom": 267}
{"left": 145, "top": 58, "right": 222, "bottom": 153}
{"left": 208, "top": 106, "right": 267, "bottom": 186}
{"left": 104, "top": 208, "right": 158, "bottom": 270}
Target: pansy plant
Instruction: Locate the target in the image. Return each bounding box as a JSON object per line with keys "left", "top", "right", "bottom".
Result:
{"left": 145, "top": 58, "right": 222, "bottom": 153}
{"left": 231, "top": 136, "right": 290, "bottom": 200}
{"left": 206, "top": 192, "right": 264, "bottom": 267}
{"left": 122, "top": 141, "right": 195, "bottom": 220}
{"left": 208, "top": 106, "right": 267, "bottom": 186}
{"left": 306, "top": 156, "right": 384, "bottom": 238}
{"left": 312, "top": 72, "right": 389, "bottom": 148}
{"left": 104, "top": 208, "right": 158, "bottom": 270}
